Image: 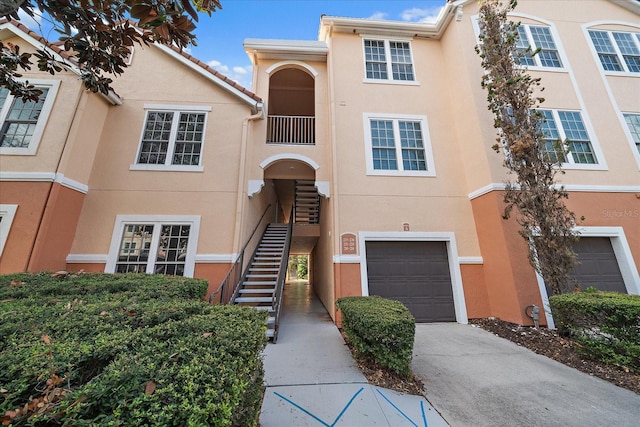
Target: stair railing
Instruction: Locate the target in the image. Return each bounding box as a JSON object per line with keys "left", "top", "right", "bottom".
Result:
{"left": 209, "top": 204, "right": 272, "bottom": 305}
{"left": 271, "top": 206, "right": 294, "bottom": 342}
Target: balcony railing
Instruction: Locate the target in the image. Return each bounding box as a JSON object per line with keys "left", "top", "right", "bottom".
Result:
{"left": 267, "top": 115, "right": 315, "bottom": 145}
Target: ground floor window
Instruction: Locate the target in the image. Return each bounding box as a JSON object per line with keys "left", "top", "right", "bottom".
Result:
{"left": 0, "top": 204, "right": 18, "bottom": 257}
{"left": 106, "top": 216, "right": 200, "bottom": 277}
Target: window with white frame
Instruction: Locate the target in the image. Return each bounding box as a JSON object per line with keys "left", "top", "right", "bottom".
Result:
{"left": 588, "top": 29, "right": 640, "bottom": 73}
{"left": 538, "top": 109, "right": 598, "bottom": 165}
{"left": 515, "top": 24, "right": 563, "bottom": 68}
{"left": 0, "top": 81, "right": 59, "bottom": 155}
{"left": 107, "top": 216, "right": 200, "bottom": 277}
{"left": 363, "top": 39, "right": 415, "bottom": 82}
{"left": 0, "top": 204, "right": 18, "bottom": 257}
{"left": 133, "top": 105, "right": 210, "bottom": 170}
{"left": 623, "top": 113, "right": 640, "bottom": 155}
{"left": 363, "top": 114, "right": 435, "bottom": 176}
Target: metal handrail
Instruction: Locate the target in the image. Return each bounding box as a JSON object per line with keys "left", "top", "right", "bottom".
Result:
{"left": 209, "top": 204, "right": 273, "bottom": 304}
{"left": 271, "top": 206, "right": 294, "bottom": 342}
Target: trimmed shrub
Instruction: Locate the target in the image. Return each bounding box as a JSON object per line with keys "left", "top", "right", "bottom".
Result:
{"left": 336, "top": 296, "right": 415, "bottom": 378}
{"left": 0, "top": 273, "right": 267, "bottom": 426}
{"left": 550, "top": 291, "right": 640, "bottom": 372}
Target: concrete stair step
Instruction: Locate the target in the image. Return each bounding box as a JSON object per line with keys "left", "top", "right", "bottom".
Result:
{"left": 235, "top": 297, "right": 273, "bottom": 303}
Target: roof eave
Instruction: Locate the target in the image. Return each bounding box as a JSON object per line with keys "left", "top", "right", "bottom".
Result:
{"left": 243, "top": 39, "right": 328, "bottom": 62}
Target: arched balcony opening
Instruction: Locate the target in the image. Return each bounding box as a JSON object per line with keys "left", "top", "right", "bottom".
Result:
{"left": 267, "top": 68, "right": 315, "bottom": 145}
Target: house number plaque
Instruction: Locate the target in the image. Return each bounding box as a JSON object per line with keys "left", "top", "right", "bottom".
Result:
{"left": 341, "top": 233, "right": 357, "bottom": 255}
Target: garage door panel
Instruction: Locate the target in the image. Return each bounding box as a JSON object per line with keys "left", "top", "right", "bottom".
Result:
{"left": 570, "top": 237, "right": 626, "bottom": 294}
{"left": 366, "top": 241, "right": 455, "bottom": 323}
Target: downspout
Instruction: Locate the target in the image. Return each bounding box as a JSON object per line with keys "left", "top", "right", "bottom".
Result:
{"left": 26, "top": 85, "right": 85, "bottom": 271}
{"left": 231, "top": 101, "right": 265, "bottom": 261}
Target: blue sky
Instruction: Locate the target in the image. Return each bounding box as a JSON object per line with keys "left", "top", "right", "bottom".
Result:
{"left": 191, "top": 0, "right": 447, "bottom": 87}
{"left": 18, "top": 1, "right": 447, "bottom": 89}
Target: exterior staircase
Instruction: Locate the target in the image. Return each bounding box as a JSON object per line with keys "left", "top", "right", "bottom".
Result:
{"left": 232, "top": 223, "right": 290, "bottom": 341}
{"left": 294, "top": 180, "right": 320, "bottom": 224}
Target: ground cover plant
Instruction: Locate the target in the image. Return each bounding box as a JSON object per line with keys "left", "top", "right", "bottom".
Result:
{"left": 0, "top": 272, "right": 267, "bottom": 426}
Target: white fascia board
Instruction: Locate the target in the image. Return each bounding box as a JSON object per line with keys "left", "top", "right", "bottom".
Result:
{"left": 609, "top": 0, "right": 640, "bottom": 14}
{"left": 244, "top": 39, "right": 328, "bottom": 62}
{"left": 154, "top": 44, "right": 262, "bottom": 111}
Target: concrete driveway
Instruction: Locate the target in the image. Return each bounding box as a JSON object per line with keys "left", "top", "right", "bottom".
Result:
{"left": 412, "top": 323, "right": 640, "bottom": 427}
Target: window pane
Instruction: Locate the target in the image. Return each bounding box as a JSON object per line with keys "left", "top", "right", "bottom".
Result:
{"left": 0, "top": 88, "right": 49, "bottom": 148}
{"left": 515, "top": 26, "right": 535, "bottom": 66}
{"left": 173, "top": 113, "right": 204, "bottom": 165}
{"left": 370, "top": 120, "right": 397, "bottom": 170}
{"left": 0, "top": 88, "right": 9, "bottom": 107}
{"left": 613, "top": 32, "right": 640, "bottom": 72}
{"left": 390, "top": 41, "right": 414, "bottom": 80}
{"left": 589, "top": 30, "right": 623, "bottom": 71}
{"left": 530, "top": 26, "right": 562, "bottom": 67}
{"left": 138, "top": 111, "right": 173, "bottom": 164}
{"left": 115, "top": 224, "right": 153, "bottom": 273}
{"left": 558, "top": 111, "right": 596, "bottom": 164}
{"left": 399, "top": 121, "right": 426, "bottom": 170}
{"left": 364, "top": 40, "right": 388, "bottom": 79}
{"left": 538, "top": 110, "right": 565, "bottom": 163}
{"left": 623, "top": 113, "right": 640, "bottom": 154}
{"left": 154, "top": 224, "right": 190, "bottom": 276}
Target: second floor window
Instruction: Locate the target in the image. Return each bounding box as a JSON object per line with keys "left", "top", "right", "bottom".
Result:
{"left": 0, "top": 81, "right": 58, "bottom": 155}
{"left": 364, "top": 39, "right": 415, "bottom": 82}
{"left": 364, "top": 114, "right": 435, "bottom": 176}
{"left": 515, "top": 25, "right": 563, "bottom": 68}
{"left": 588, "top": 30, "right": 640, "bottom": 73}
{"left": 623, "top": 113, "right": 640, "bottom": 155}
{"left": 538, "top": 109, "right": 597, "bottom": 165}
{"left": 135, "top": 106, "right": 210, "bottom": 169}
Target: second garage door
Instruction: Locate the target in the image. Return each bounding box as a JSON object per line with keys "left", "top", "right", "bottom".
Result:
{"left": 365, "top": 241, "right": 456, "bottom": 322}
{"left": 571, "top": 237, "right": 627, "bottom": 293}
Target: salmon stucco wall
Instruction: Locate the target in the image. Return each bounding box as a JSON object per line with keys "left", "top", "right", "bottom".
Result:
{"left": 64, "top": 263, "right": 105, "bottom": 273}
{"left": 333, "top": 262, "right": 362, "bottom": 326}
{"left": 0, "top": 182, "right": 50, "bottom": 273}
{"left": 28, "top": 184, "right": 85, "bottom": 272}
{"left": 196, "top": 263, "right": 234, "bottom": 302}
{"left": 471, "top": 191, "right": 545, "bottom": 325}
{"left": 460, "top": 264, "right": 491, "bottom": 319}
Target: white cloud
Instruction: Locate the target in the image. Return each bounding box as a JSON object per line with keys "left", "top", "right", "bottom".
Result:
{"left": 206, "top": 60, "right": 252, "bottom": 89}
{"left": 400, "top": 6, "right": 444, "bottom": 23}
{"left": 368, "top": 12, "right": 387, "bottom": 20}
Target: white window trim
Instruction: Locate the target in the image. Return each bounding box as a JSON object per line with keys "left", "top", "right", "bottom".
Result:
{"left": 0, "top": 204, "right": 18, "bottom": 257}
{"left": 363, "top": 113, "right": 436, "bottom": 176}
{"left": 535, "top": 227, "right": 640, "bottom": 329}
{"left": 360, "top": 35, "right": 420, "bottom": 85}
{"left": 358, "top": 231, "right": 468, "bottom": 324}
{"left": 0, "top": 80, "right": 60, "bottom": 156}
{"left": 130, "top": 104, "right": 212, "bottom": 172}
{"left": 539, "top": 108, "right": 607, "bottom": 170}
{"left": 585, "top": 25, "right": 640, "bottom": 76}
{"left": 105, "top": 215, "right": 200, "bottom": 278}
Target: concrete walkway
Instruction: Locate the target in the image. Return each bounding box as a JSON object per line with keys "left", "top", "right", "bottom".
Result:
{"left": 260, "top": 281, "right": 447, "bottom": 426}
{"left": 412, "top": 323, "right": 640, "bottom": 427}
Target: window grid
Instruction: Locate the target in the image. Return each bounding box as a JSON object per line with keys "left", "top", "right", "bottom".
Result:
{"left": 115, "top": 223, "right": 190, "bottom": 276}
{"left": 364, "top": 39, "right": 415, "bottom": 82}
{"left": 589, "top": 29, "right": 640, "bottom": 73}
{"left": 371, "top": 120, "right": 397, "bottom": 170}
{"left": 623, "top": 113, "right": 640, "bottom": 155}
{"left": 0, "top": 88, "right": 49, "bottom": 148}
{"left": 539, "top": 110, "right": 597, "bottom": 165}
{"left": 137, "top": 110, "right": 206, "bottom": 167}
{"left": 399, "top": 121, "right": 426, "bottom": 171}
{"left": 516, "top": 25, "right": 562, "bottom": 68}
{"left": 364, "top": 40, "right": 388, "bottom": 80}
{"left": 389, "top": 42, "right": 414, "bottom": 81}
{"left": 369, "top": 118, "right": 429, "bottom": 173}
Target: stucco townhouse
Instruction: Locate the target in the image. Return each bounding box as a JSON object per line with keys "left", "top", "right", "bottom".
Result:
{"left": 1, "top": 0, "right": 638, "bottom": 331}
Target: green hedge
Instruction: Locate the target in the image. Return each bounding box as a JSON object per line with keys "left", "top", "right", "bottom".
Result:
{"left": 550, "top": 291, "right": 640, "bottom": 372}
{"left": 0, "top": 273, "right": 267, "bottom": 426}
{"left": 336, "top": 296, "right": 415, "bottom": 378}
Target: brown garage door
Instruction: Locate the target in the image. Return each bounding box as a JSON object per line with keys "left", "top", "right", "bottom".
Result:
{"left": 571, "top": 237, "right": 626, "bottom": 293}
{"left": 365, "top": 241, "right": 455, "bottom": 322}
